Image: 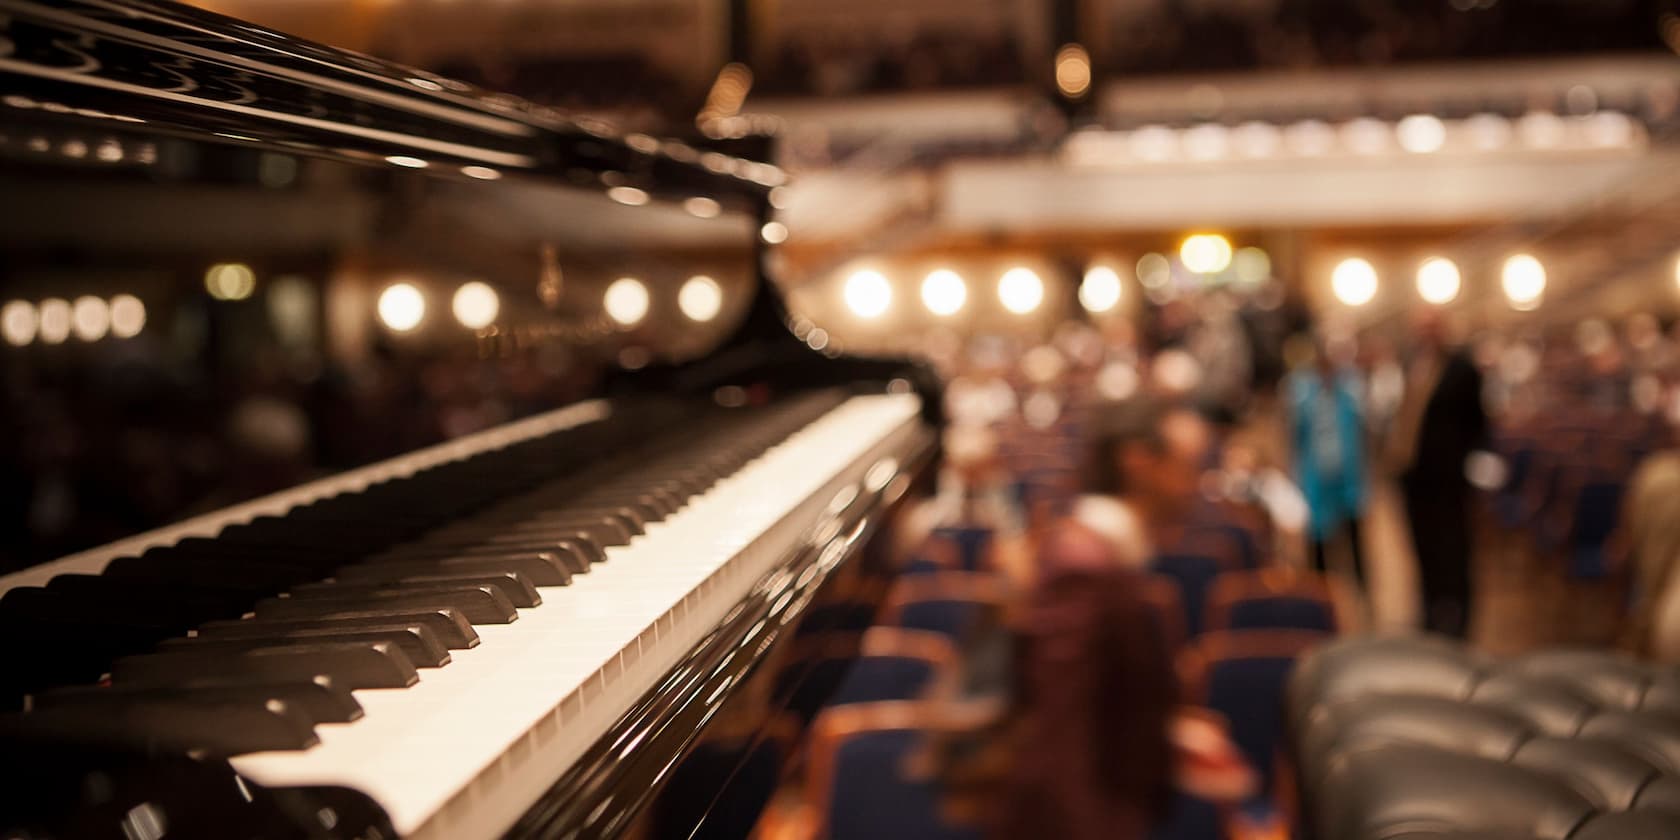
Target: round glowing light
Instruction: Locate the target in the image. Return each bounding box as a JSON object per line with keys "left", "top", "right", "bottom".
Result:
{"left": 71, "top": 295, "right": 110, "bottom": 341}
{"left": 1465, "top": 113, "right": 1513, "bottom": 151}
{"left": 603, "top": 277, "right": 650, "bottom": 326}
{"left": 921, "top": 269, "right": 967, "bottom": 316}
{"left": 1416, "top": 257, "right": 1462, "bottom": 305}
{"left": 38, "top": 298, "right": 71, "bottom": 344}
{"left": 377, "top": 283, "right": 426, "bottom": 331}
{"left": 1054, "top": 44, "right": 1091, "bottom": 99}
{"left": 1182, "top": 124, "right": 1230, "bottom": 161}
{"left": 1, "top": 300, "right": 37, "bottom": 346}
{"left": 109, "top": 294, "right": 145, "bottom": 338}
{"left": 205, "top": 262, "right": 256, "bottom": 301}
{"left": 1232, "top": 247, "right": 1271, "bottom": 286}
{"left": 760, "top": 221, "right": 789, "bottom": 244}
{"left": 1233, "top": 121, "right": 1282, "bottom": 158}
{"left": 1519, "top": 112, "right": 1566, "bottom": 149}
{"left": 1137, "top": 253, "right": 1172, "bottom": 288}
{"left": 1397, "top": 114, "right": 1447, "bottom": 153}
{"left": 1584, "top": 111, "right": 1635, "bottom": 148}
{"left": 385, "top": 155, "right": 428, "bottom": 169}
{"left": 451, "top": 281, "right": 500, "bottom": 329}
{"left": 1331, "top": 258, "right": 1379, "bottom": 306}
{"left": 997, "top": 267, "right": 1044, "bottom": 315}
{"left": 1285, "top": 120, "right": 1336, "bottom": 157}
{"left": 1341, "top": 117, "right": 1391, "bottom": 155}
{"left": 1128, "top": 125, "right": 1178, "bottom": 162}
{"left": 1079, "top": 265, "right": 1123, "bottom": 313}
{"left": 606, "top": 186, "right": 650, "bottom": 206}
{"left": 460, "top": 165, "right": 501, "bottom": 180}
{"left": 678, "top": 275, "right": 723, "bottom": 322}
{"left": 1502, "top": 254, "right": 1546, "bottom": 309}
{"left": 1180, "top": 234, "right": 1233, "bottom": 275}
{"left": 843, "top": 270, "right": 892, "bottom": 319}
{"left": 683, "top": 197, "right": 721, "bottom": 219}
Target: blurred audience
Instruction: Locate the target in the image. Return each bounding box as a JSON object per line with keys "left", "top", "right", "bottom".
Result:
{"left": 1286, "top": 335, "right": 1368, "bottom": 590}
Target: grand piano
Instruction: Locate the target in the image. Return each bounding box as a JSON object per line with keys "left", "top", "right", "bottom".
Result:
{"left": 0, "top": 2, "right": 941, "bottom": 837}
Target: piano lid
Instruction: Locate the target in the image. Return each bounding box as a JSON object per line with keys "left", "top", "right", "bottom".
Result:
{"left": 0, "top": 0, "right": 830, "bottom": 572}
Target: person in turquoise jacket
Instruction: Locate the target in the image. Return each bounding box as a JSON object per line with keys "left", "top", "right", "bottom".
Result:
{"left": 1287, "top": 339, "right": 1369, "bottom": 588}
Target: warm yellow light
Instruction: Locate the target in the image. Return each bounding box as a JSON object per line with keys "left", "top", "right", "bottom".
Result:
{"left": 109, "top": 294, "right": 145, "bottom": 338}
{"left": 1397, "top": 114, "right": 1446, "bottom": 154}
{"left": 921, "top": 269, "right": 967, "bottom": 316}
{"left": 451, "top": 281, "right": 499, "bottom": 329}
{"left": 385, "top": 155, "right": 428, "bottom": 169}
{"left": 460, "top": 165, "right": 501, "bottom": 180}
{"left": 1, "top": 300, "right": 36, "bottom": 346}
{"left": 606, "top": 186, "right": 650, "bottom": 206}
{"left": 1079, "top": 266, "right": 1122, "bottom": 313}
{"left": 1502, "top": 254, "right": 1546, "bottom": 309}
{"left": 38, "top": 298, "right": 71, "bottom": 344}
{"left": 205, "top": 262, "right": 256, "bottom": 301}
{"left": 1055, "top": 44, "right": 1092, "bottom": 98}
{"left": 678, "top": 275, "right": 723, "bottom": 322}
{"left": 683, "top": 197, "right": 721, "bottom": 219}
{"left": 844, "top": 270, "right": 892, "bottom": 319}
{"left": 1331, "top": 258, "right": 1379, "bottom": 306}
{"left": 604, "top": 277, "right": 650, "bottom": 326}
{"left": 377, "top": 283, "right": 426, "bottom": 331}
{"left": 760, "top": 221, "right": 789, "bottom": 244}
{"left": 998, "top": 267, "right": 1044, "bottom": 315}
{"left": 71, "top": 295, "right": 109, "bottom": 341}
{"left": 1416, "top": 257, "right": 1461, "bottom": 305}
{"left": 1180, "top": 234, "right": 1233, "bottom": 274}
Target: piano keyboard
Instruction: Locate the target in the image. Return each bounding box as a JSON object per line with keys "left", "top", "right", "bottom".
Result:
{"left": 0, "top": 391, "right": 924, "bottom": 840}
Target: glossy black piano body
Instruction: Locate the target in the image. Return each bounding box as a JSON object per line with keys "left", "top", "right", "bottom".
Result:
{"left": 0, "top": 1, "right": 940, "bottom": 836}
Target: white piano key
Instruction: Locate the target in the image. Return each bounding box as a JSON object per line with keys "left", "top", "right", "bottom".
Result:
{"left": 229, "top": 393, "right": 922, "bottom": 839}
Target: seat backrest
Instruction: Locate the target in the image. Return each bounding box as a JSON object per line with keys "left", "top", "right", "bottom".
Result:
{"left": 1189, "top": 630, "right": 1330, "bottom": 797}
{"left": 1151, "top": 554, "right": 1223, "bottom": 637}
{"left": 809, "top": 704, "right": 983, "bottom": 840}
{"left": 1138, "top": 574, "right": 1189, "bottom": 654}
{"left": 885, "top": 572, "right": 1007, "bottom": 643}
{"left": 929, "top": 525, "right": 995, "bottom": 572}
{"left": 1204, "top": 570, "right": 1336, "bottom": 635}
{"left": 829, "top": 628, "right": 959, "bottom": 706}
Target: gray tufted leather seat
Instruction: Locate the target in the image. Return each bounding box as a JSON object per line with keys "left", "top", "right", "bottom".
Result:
{"left": 1289, "top": 636, "right": 1680, "bottom": 840}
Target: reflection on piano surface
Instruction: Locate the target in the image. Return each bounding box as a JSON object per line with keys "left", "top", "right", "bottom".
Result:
{"left": 0, "top": 1, "right": 940, "bottom": 837}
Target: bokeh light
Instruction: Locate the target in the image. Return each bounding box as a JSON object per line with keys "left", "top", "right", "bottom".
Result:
{"left": 71, "top": 295, "right": 109, "bottom": 341}
{"left": 451, "top": 281, "right": 500, "bottom": 329}
{"left": 1180, "top": 234, "right": 1233, "bottom": 274}
{"left": 1416, "top": 257, "right": 1462, "bottom": 305}
{"left": 604, "top": 277, "right": 650, "bottom": 326}
{"left": 921, "top": 269, "right": 967, "bottom": 316}
{"left": 1331, "top": 258, "right": 1379, "bottom": 306}
{"left": 1, "top": 300, "right": 36, "bottom": 346}
{"left": 997, "top": 267, "right": 1045, "bottom": 315}
{"left": 109, "top": 294, "right": 145, "bottom": 338}
{"left": 678, "top": 275, "right": 723, "bottom": 322}
{"left": 844, "top": 270, "right": 892, "bottom": 319}
{"left": 377, "top": 282, "right": 426, "bottom": 331}
{"left": 1079, "top": 265, "right": 1122, "bottom": 313}
{"left": 1502, "top": 254, "right": 1546, "bottom": 309}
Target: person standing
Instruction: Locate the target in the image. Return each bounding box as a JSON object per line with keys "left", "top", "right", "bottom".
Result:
{"left": 1388, "top": 314, "right": 1487, "bottom": 638}
{"left": 1287, "top": 338, "right": 1368, "bottom": 588}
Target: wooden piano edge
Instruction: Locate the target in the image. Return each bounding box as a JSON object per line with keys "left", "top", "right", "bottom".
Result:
{"left": 495, "top": 412, "right": 940, "bottom": 840}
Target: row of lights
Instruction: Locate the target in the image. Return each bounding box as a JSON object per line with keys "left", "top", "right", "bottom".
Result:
{"left": 2, "top": 295, "right": 146, "bottom": 346}
{"left": 843, "top": 265, "right": 1129, "bottom": 320}
{"left": 372, "top": 275, "right": 727, "bottom": 333}
{"left": 1066, "top": 111, "right": 1641, "bottom": 166}
{"left": 1327, "top": 254, "right": 1548, "bottom": 309}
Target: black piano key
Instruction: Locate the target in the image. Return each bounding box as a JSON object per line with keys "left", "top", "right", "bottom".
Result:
{"left": 112, "top": 641, "right": 420, "bottom": 690}
{"left": 105, "top": 553, "right": 315, "bottom": 591}
{"left": 332, "top": 553, "right": 571, "bottom": 587}
{"left": 373, "top": 537, "right": 601, "bottom": 572}
{"left": 199, "top": 608, "right": 479, "bottom": 649}
{"left": 158, "top": 623, "right": 451, "bottom": 668}
{"left": 0, "top": 696, "right": 319, "bottom": 754}
{"left": 253, "top": 586, "right": 518, "bottom": 625}
{"left": 293, "top": 572, "right": 541, "bottom": 608}
{"left": 34, "top": 674, "right": 364, "bottom": 724}
{"left": 45, "top": 574, "right": 256, "bottom": 622}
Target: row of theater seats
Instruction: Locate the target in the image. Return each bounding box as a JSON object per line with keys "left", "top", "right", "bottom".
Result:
{"left": 1290, "top": 635, "right": 1680, "bottom": 840}
{"left": 1486, "top": 411, "right": 1664, "bottom": 580}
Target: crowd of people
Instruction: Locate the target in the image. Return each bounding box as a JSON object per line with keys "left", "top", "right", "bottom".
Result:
{"left": 793, "top": 290, "right": 1680, "bottom": 839}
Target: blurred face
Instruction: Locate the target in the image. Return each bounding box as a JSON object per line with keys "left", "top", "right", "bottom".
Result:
{"left": 1121, "top": 409, "right": 1211, "bottom": 517}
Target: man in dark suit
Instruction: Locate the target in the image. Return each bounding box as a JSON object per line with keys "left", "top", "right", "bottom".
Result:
{"left": 1389, "top": 313, "right": 1488, "bottom": 638}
